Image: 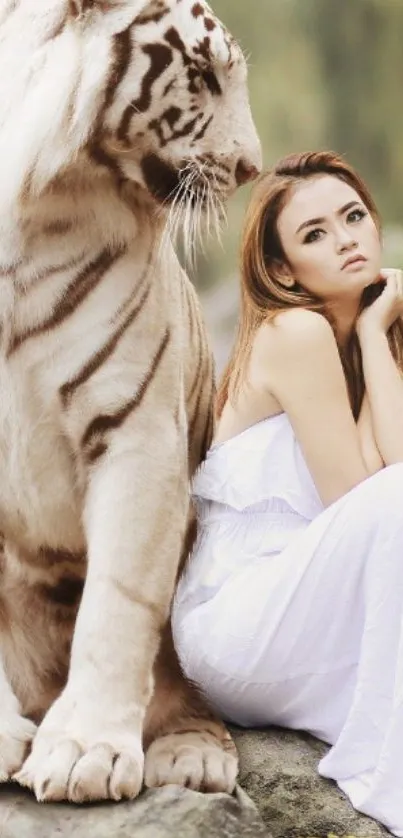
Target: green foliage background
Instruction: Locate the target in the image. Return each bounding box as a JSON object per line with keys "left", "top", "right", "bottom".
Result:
{"left": 196, "top": 0, "right": 403, "bottom": 292}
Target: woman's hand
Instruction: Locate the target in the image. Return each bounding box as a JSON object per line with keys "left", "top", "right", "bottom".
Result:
{"left": 357, "top": 268, "right": 403, "bottom": 337}
{"left": 356, "top": 269, "right": 403, "bottom": 467}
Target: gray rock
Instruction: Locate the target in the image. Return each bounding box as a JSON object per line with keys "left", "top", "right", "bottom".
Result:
{"left": 232, "top": 726, "right": 389, "bottom": 837}
{"left": 0, "top": 728, "right": 394, "bottom": 836}
{"left": 0, "top": 782, "right": 269, "bottom": 838}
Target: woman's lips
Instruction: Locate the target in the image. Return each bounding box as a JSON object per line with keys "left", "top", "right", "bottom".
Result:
{"left": 342, "top": 255, "right": 367, "bottom": 269}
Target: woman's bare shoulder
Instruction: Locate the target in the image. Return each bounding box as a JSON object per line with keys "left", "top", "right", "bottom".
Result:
{"left": 252, "top": 308, "right": 336, "bottom": 367}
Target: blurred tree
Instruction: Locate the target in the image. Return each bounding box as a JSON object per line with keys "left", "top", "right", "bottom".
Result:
{"left": 298, "top": 0, "right": 403, "bottom": 221}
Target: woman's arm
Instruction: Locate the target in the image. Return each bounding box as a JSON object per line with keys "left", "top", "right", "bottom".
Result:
{"left": 250, "top": 308, "right": 382, "bottom": 507}
{"left": 357, "top": 270, "right": 403, "bottom": 466}
{"left": 358, "top": 328, "right": 403, "bottom": 465}
{"left": 356, "top": 392, "right": 384, "bottom": 473}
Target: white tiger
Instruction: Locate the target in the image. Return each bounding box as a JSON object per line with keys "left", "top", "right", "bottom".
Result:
{"left": 0, "top": 0, "right": 261, "bottom": 803}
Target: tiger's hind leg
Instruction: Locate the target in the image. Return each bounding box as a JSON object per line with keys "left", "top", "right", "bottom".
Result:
{"left": 0, "top": 556, "right": 37, "bottom": 780}
{"left": 143, "top": 278, "right": 237, "bottom": 792}
{"left": 0, "top": 658, "right": 37, "bottom": 781}
{"left": 0, "top": 538, "right": 71, "bottom": 782}
{"left": 143, "top": 621, "right": 238, "bottom": 793}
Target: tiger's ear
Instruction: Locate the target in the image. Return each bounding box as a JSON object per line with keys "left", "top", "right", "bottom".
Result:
{"left": 68, "top": 0, "right": 93, "bottom": 17}
{"left": 68, "top": 0, "right": 143, "bottom": 20}
{"left": 68, "top": 0, "right": 128, "bottom": 18}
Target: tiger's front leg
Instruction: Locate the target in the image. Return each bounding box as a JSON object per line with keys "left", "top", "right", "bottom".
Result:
{"left": 143, "top": 316, "right": 238, "bottom": 795}
{"left": 15, "top": 427, "right": 188, "bottom": 803}
{"left": 144, "top": 615, "right": 238, "bottom": 795}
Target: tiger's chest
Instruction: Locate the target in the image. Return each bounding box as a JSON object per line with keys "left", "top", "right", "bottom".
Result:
{"left": 0, "top": 354, "right": 84, "bottom": 553}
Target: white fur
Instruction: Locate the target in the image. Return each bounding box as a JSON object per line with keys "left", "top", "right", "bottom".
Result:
{"left": 0, "top": 0, "right": 260, "bottom": 801}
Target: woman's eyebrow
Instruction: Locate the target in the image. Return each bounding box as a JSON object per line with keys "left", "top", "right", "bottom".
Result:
{"left": 296, "top": 200, "right": 361, "bottom": 234}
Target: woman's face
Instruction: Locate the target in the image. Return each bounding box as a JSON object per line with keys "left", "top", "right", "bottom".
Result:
{"left": 276, "top": 174, "right": 382, "bottom": 302}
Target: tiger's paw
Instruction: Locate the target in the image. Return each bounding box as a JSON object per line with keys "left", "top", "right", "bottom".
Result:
{"left": 0, "top": 715, "right": 37, "bottom": 782}
{"left": 13, "top": 693, "right": 144, "bottom": 803}
{"left": 15, "top": 735, "right": 144, "bottom": 803}
{"left": 144, "top": 729, "right": 238, "bottom": 793}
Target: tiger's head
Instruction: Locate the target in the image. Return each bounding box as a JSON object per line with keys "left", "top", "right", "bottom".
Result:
{"left": 0, "top": 0, "right": 261, "bottom": 227}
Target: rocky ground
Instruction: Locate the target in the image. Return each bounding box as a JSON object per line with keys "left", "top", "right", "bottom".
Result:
{"left": 0, "top": 728, "right": 390, "bottom": 837}
{"left": 234, "top": 727, "right": 389, "bottom": 838}
{"left": 0, "top": 781, "right": 266, "bottom": 838}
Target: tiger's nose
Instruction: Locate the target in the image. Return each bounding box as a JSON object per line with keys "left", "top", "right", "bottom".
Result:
{"left": 235, "top": 158, "right": 260, "bottom": 186}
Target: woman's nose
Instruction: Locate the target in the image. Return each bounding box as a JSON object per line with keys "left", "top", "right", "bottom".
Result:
{"left": 336, "top": 228, "right": 358, "bottom": 253}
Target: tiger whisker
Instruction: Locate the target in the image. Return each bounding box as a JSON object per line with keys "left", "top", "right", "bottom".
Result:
{"left": 157, "top": 159, "right": 228, "bottom": 270}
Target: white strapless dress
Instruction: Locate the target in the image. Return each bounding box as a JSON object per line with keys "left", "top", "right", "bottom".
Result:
{"left": 172, "top": 413, "right": 403, "bottom": 836}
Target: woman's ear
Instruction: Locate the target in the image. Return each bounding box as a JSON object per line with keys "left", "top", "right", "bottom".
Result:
{"left": 273, "top": 260, "right": 296, "bottom": 288}
{"left": 279, "top": 274, "right": 296, "bottom": 289}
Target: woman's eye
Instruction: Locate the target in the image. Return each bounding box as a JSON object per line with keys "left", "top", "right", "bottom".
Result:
{"left": 347, "top": 208, "right": 367, "bottom": 223}
{"left": 303, "top": 228, "right": 323, "bottom": 244}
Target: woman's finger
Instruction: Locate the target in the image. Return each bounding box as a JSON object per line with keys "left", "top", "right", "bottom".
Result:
{"left": 380, "top": 268, "right": 402, "bottom": 285}
{"left": 380, "top": 269, "right": 402, "bottom": 298}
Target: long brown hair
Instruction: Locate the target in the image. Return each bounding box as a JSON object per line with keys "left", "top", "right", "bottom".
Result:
{"left": 216, "top": 150, "right": 403, "bottom": 420}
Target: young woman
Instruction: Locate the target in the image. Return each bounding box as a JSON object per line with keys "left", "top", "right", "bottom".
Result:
{"left": 172, "top": 151, "right": 403, "bottom": 836}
